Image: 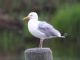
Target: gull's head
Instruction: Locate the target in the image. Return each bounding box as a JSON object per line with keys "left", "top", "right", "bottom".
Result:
{"left": 23, "top": 12, "right": 38, "bottom": 22}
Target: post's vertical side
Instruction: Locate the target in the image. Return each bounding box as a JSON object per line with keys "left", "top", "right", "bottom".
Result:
{"left": 24, "top": 48, "right": 53, "bottom": 60}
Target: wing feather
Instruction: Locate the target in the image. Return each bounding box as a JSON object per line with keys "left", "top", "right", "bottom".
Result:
{"left": 38, "top": 21, "right": 61, "bottom": 37}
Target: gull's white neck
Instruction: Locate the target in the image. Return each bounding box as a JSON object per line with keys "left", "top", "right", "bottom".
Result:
{"left": 28, "top": 17, "right": 39, "bottom": 33}
{"left": 28, "top": 18, "right": 39, "bottom": 25}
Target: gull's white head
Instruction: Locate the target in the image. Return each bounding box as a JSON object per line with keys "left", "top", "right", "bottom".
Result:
{"left": 28, "top": 12, "right": 38, "bottom": 19}
{"left": 23, "top": 12, "right": 38, "bottom": 21}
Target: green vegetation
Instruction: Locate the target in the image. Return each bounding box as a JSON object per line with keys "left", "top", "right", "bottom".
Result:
{"left": 49, "top": 4, "right": 80, "bottom": 60}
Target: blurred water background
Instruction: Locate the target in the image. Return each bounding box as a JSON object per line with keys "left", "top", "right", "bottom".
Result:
{"left": 0, "top": 0, "right": 80, "bottom": 60}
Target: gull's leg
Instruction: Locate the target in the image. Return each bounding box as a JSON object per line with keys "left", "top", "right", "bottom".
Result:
{"left": 39, "top": 39, "right": 44, "bottom": 48}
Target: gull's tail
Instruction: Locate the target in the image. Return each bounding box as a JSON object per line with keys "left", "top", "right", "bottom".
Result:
{"left": 60, "top": 33, "right": 68, "bottom": 38}
{"left": 60, "top": 36, "right": 65, "bottom": 38}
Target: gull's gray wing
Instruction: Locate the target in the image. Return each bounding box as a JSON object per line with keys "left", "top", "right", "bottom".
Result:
{"left": 38, "top": 21, "right": 61, "bottom": 37}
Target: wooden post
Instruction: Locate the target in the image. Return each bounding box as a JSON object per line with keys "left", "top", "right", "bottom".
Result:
{"left": 24, "top": 48, "right": 53, "bottom": 60}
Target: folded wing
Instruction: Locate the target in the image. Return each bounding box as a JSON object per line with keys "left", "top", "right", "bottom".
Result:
{"left": 38, "top": 21, "right": 61, "bottom": 37}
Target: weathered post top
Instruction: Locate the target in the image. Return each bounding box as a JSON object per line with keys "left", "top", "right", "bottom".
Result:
{"left": 24, "top": 48, "right": 53, "bottom": 60}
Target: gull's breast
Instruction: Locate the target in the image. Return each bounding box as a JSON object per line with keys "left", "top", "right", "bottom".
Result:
{"left": 28, "top": 20, "right": 46, "bottom": 39}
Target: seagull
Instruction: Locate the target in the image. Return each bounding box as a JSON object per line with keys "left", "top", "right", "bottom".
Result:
{"left": 23, "top": 12, "right": 65, "bottom": 48}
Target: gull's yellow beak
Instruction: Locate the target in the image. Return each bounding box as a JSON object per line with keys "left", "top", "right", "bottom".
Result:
{"left": 23, "top": 16, "right": 29, "bottom": 22}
